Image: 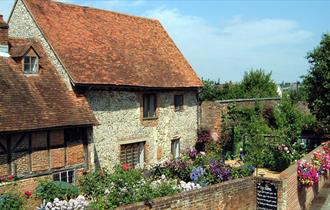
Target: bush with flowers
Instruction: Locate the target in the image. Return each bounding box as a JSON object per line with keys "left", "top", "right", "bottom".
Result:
{"left": 0, "top": 181, "right": 35, "bottom": 210}
{"left": 79, "top": 165, "right": 179, "bottom": 210}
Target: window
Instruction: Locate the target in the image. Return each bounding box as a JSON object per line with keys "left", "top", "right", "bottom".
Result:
{"left": 171, "top": 139, "right": 180, "bottom": 159}
{"left": 143, "top": 94, "right": 157, "bottom": 119}
{"left": 174, "top": 95, "right": 184, "bottom": 111}
{"left": 23, "top": 56, "right": 38, "bottom": 74}
{"left": 120, "top": 142, "right": 145, "bottom": 168}
{"left": 53, "top": 170, "right": 74, "bottom": 183}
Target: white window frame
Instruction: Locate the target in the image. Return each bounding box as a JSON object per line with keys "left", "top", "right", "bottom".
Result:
{"left": 171, "top": 139, "right": 180, "bottom": 159}
{"left": 53, "top": 170, "right": 75, "bottom": 183}
{"left": 23, "top": 56, "right": 39, "bottom": 74}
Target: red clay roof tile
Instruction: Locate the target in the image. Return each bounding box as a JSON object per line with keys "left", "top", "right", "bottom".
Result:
{"left": 0, "top": 38, "right": 98, "bottom": 133}
{"left": 22, "top": 0, "right": 203, "bottom": 88}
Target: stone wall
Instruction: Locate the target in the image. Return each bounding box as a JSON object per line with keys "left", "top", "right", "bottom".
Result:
{"left": 8, "top": 0, "right": 72, "bottom": 89}
{"left": 85, "top": 90, "right": 198, "bottom": 169}
{"left": 118, "top": 176, "right": 256, "bottom": 210}
{"left": 200, "top": 98, "right": 280, "bottom": 140}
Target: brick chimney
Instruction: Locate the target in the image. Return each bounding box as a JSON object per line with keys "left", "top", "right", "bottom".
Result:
{"left": 0, "top": 15, "right": 9, "bottom": 55}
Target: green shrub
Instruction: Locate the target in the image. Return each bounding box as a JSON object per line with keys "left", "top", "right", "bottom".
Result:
{"left": 231, "top": 164, "right": 255, "bottom": 179}
{"left": 0, "top": 192, "right": 24, "bottom": 210}
{"left": 36, "top": 180, "right": 79, "bottom": 201}
{"left": 80, "top": 166, "right": 180, "bottom": 210}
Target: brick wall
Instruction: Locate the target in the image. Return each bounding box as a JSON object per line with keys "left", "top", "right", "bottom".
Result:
{"left": 279, "top": 145, "right": 329, "bottom": 210}
{"left": 200, "top": 98, "right": 280, "bottom": 140}
{"left": 118, "top": 177, "right": 257, "bottom": 210}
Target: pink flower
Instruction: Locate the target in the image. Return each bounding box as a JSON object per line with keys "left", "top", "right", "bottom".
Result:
{"left": 123, "top": 163, "right": 131, "bottom": 171}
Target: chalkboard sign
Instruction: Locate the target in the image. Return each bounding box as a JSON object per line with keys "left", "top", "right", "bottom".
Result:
{"left": 256, "top": 179, "right": 278, "bottom": 210}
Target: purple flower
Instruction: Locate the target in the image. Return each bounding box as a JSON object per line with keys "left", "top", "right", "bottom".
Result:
{"left": 197, "top": 131, "right": 211, "bottom": 143}
{"left": 190, "top": 166, "right": 206, "bottom": 181}
{"left": 188, "top": 147, "right": 198, "bottom": 159}
{"left": 209, "top": 160, "right": 231, "bottom": 182}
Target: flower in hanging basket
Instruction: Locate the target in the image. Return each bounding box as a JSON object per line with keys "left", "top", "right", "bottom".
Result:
{"left": 297, "top": 160, "right": 319, "bottom": 187}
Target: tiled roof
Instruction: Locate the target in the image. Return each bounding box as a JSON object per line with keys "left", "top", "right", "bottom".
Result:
{"left": 22, "top": 0, "right": 203, "bottom": 88}
{"left": 0, "top": 38, "right": 98, "bottom": 133}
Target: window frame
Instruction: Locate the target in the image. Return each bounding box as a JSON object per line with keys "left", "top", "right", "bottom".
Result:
{"left": 53, "top": 169, "right": 75, "bottom": 183}
{"left": 174, "top": 95, "right": 184, "bottom": 111}
{"left": 143, "top": 94, "right": 157, "bottom": 119}
{"left": 120, "top": 142, "right": 145, "bottom": 168}
{"left": 171, "top": 139, "right": 180, "bottom": 159}
{"left": 23, "top": 55, "right": 39, "bottom": 74}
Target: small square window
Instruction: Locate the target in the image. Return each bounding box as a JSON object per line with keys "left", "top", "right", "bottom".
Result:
{"left": 143, "top": 94, "right": 157, "bottom": 119}
{"left": 23, "top": 56, "right": 38, "bottom": 74}
{"left": 53, "top": 170, "right": 75, "bottom": 183}
{"left": 171, "top": 139, "right": 180, "bottom": 159}
{"left": 120, "top": 142, "right": 145, "bottom": 168}
{"left": 174, "top": 95, "right": 184, "bottom": 111}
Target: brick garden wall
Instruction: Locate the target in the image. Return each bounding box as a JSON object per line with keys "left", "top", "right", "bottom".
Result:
{"left": 200, "top": 98, "right": 280, "bottom": 140}
{"left": 118, "top": 177, "right": 257, "bottom": 210}
{"left": 279, "top": 145, "right": 328, "bottom": 210}
{"left": 117, "top": 145, "right": 329, "bottom": 210}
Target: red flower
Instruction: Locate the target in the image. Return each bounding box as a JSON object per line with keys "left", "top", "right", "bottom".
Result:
{"left": 122, "top": 163, "right": 131, "bottom": 171}
{"left": 0, "top": 176, "right": 6, "bottom": 182}
{"left": 24, "top": 191, "right": 32, "bottom": 198}
{"left": 8, "top": 175, "right": 14, "bottom": 181}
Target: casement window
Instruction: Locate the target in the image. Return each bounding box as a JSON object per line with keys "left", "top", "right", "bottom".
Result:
{"left": 23, "top": 56, "right": 38, "bottom": 74}
{"left": 120, "top": 142, "right": 145, "bottom": 168}
{"left": 174, "top": 95, "right": 184, "bottom": 111}
{"left": 143, "top": 94, "right": 157, "bottom": 119}
{"left": 53, "top": 170, "right": 74, "bottom": 183}
{"left": 171, "top": 139, "right": 180, "bottom": 159}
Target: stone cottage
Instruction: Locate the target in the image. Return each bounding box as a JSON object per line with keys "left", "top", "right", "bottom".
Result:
{"left": 7, "top": 0, "right": 203, "bottom": 169}
{"left": 0, "top": 14, "right": 97, "bottom": 187}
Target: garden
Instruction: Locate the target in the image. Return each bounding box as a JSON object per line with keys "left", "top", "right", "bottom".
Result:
{"left": 0, "top": 96, "right": 320, "bottom": 209}
{"left": 0, "top": 132, "right": 255, "bottom": 209}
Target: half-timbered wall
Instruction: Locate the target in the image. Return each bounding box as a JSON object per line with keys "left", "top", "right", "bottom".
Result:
{"left": 0, "top": 127, "right": 88, "bottom": 178}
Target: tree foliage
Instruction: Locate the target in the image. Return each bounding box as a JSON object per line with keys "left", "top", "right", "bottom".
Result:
{"left": 303, "top": 33, "right": 330, "bottom": 128}
{"left": 199, "top": 69, "right": 278, "bottom": 101}
{"left": 240, "top": 69, "right": 278, "bottom": 98}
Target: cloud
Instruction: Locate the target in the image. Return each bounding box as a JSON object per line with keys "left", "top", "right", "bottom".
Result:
{"left": 144, "top": 8, "right": 314, "bottom": 82}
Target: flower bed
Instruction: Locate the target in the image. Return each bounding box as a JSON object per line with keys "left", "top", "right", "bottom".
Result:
{"left": 77, "top": 141, "right": 254, "bottom": 209}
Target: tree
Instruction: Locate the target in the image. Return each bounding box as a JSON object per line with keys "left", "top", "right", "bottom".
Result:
{"left": 303, "top": 33, "right": 330, "bottom": 128}
{"left": 240, "top": 69, "right": 278, "bottom": 98}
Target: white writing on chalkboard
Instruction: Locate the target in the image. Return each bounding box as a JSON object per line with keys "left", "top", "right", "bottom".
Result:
{"left": 256, "top": 180, "right": 278, "bottom": 210}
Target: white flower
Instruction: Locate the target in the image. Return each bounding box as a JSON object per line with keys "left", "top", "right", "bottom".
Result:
{"left": 104, "top": 188, "right": 110, "bottom": 195}
{"left": 161, "top": 174, "right": 166, "bottom": 180}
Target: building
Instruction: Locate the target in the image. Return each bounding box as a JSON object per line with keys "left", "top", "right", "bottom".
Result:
{"left": 6, "top": 0, "right": 202, "bottom": 171}
{"left": 0, "top": 14, "right": 97, "bottom": 185}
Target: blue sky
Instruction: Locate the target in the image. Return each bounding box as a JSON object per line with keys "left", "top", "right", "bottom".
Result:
{"left": 1, "top": 0, "right": 329, "bottom": 83}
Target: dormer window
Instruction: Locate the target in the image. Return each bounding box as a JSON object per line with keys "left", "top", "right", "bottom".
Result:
{"left": 24, "top": 56, "right": 38, "bottom": 74}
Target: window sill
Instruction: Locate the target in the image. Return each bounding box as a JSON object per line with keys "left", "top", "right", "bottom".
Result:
{"left": 143, "top": 117, "right": 158, "bottom": 121}
{"left": 174, "top": 108, "right": 184, "bottom": 112}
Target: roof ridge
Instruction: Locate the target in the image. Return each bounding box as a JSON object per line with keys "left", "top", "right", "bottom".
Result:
{"left": 45, "top": 0, "right": 159, "bottom": 23}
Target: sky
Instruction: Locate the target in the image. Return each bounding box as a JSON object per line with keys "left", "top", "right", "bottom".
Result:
{"left": 0, "top": 0, "right": 329, "bottom": 83}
